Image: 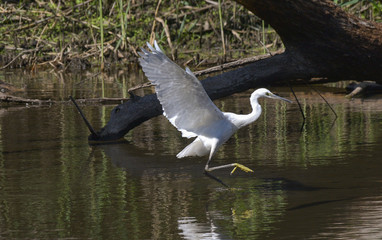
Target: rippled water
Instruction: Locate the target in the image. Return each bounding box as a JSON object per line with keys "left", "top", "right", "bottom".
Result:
{"left": 1, "top": 70, "right": 382, "bottom": 239}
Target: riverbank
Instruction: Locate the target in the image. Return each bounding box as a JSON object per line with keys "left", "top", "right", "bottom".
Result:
{"left": 1, "top": 0, "right": 281, "bottom": 71}
{"left": 0, "top": 0, "right": 380, "bottom": 71}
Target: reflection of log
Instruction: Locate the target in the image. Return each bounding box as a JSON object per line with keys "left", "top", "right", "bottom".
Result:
{"left": 90, "top": 0, "right": 382, "bottom": 141}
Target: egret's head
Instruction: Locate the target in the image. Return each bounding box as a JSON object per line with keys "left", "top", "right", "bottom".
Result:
{"left": 252, "top": 88, "right": 293, "bottom": 103}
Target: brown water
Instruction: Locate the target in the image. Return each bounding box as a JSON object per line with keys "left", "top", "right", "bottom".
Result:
{"left": 1, "top": 69, "right": 382, "bottom": 239}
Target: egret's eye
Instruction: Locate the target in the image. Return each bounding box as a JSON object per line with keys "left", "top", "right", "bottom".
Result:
{"left": 265, "top": 92, "right": 270, "bottom": 96}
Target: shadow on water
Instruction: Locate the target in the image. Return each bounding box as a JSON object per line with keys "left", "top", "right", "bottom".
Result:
{"left": 100, "top": 141, "right": 333, "bottom": 192}
{"left": 204, "top": 171, "right": 230, "bottom": 188}
{"left": 99, "top": 141, "right": 206, "bottom": 175}
{"left": 287, "top": 198, "right": 356, "bottom": 211}
{"left": 99, "top": 141, "right": 237, "bottom": 188}
{"left": 258, "top": 177, "right": 326, "bottom": 192}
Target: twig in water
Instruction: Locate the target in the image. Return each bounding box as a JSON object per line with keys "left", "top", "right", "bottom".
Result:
{"left": 303, "top": 80, "right": 338, "bottom": 120}
{"left": 288, "top": 85, "right": 304, "bottom": 119}
{"left": 69, "top": 96, "right": 99, "bottom": 138}
{"left": 288, "top": 81, "right": 306, "bottom": 131}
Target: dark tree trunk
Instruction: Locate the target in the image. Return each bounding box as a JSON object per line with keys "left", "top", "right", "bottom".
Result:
{"left": 237, "top": 0, "right": 382, "bottom": 80}
{"left": 89, "top": 0, "right": 382, "bottom": 141}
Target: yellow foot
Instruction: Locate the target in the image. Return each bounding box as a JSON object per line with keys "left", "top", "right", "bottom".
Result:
{"left": 230, "top": 163, "right": 254, "bottom": 175}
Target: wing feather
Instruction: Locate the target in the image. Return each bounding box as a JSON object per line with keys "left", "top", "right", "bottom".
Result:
{"left": 139, "top": 41, "right": 224, "bottom": 138}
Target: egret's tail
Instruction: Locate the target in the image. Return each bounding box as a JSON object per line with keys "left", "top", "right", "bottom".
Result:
{"left": 177, "top": 138, "right": 209, "bottom": 158}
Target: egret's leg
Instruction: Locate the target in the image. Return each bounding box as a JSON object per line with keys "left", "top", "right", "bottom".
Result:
{"left": 204, "top": 162, "right": 254, "bottom": 175}
{"left": 204, "top": 143, "right": 253, "bottom": 174}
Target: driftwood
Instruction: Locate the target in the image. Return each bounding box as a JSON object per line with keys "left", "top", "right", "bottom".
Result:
{"left": 0, "top": 93, "right": 55, "bottom": 105}
{"left": 346, "top": 82, "right": 382, "bottom": 98}
{"left": 89, "top": 0, "right": 382, "bottom": 141}
{"left": 0, "top": 93, "right": 129, "bottom": 105}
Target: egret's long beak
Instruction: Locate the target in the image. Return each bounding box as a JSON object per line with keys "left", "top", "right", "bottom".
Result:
{"left": 270, "top": 93, "right": 293, "bottom": 103}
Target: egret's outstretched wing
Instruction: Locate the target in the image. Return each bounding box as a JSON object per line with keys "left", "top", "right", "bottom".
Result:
{"left": 139, "top": 41, "right": 224, "bottom": 138}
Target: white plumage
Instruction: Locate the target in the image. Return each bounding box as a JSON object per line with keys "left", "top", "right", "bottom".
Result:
{"left": 139, "top": 41, "right": 292, "bottom": 173}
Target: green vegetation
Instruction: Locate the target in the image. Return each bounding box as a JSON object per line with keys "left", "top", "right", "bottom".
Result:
{"left": 0, "top": 0, "right": 380, "bottom": 70}
{"left": 336, "top": 0, "right": 382, "bottom": 21}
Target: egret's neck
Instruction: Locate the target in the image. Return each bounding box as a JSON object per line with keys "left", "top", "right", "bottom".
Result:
{"left": 247, "top": 96, "right": 262, "bottom": 126}
{"left": 225, "top": 96, "right": 262, "bottom": 129}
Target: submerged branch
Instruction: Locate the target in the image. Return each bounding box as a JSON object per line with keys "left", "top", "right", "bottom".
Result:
{"left": 0, "top": 93, "right": 129, "bottom": 105}
{"left": 70, "top": 96, "right": 99, "bottom": 138}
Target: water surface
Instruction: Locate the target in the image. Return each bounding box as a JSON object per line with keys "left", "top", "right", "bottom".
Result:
{"left": 0, "top": 70, "right": 382, "bottom": 239}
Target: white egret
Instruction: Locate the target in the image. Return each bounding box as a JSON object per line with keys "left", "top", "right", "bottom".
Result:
{"left": 139, "top": 41, "right": 292, "bottom": 174}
